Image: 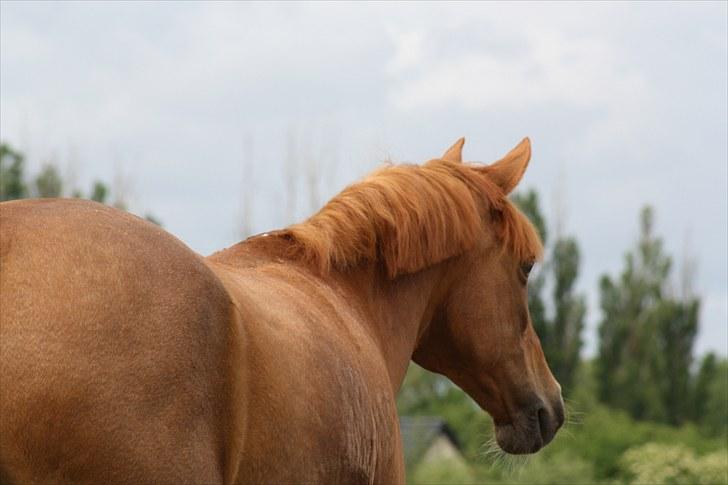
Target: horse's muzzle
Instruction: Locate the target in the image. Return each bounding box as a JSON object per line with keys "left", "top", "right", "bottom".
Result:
{"left": 495, "top": 397, "right": 565, "bottom": 454}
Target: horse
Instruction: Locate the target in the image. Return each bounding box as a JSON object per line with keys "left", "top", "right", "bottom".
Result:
{"left": 0, "top": 137, "right": 564, "bottom": 484}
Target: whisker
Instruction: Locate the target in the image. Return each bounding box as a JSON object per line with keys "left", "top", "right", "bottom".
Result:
{"left": 479, "top": 435, "right": 510, "bottom": 471}
{"left": 562, "top": 399, "right": 586, "bottom": 430}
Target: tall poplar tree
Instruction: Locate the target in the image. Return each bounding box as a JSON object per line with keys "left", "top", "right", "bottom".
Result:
{"left": 511, "top": 190, "right": 548, "bottom": 343}
{"left": 513, "top": 190, "right": 586, "bottom": 392}
{"left": 550, "top": 237, "right": 587, "bottom": 393}
{"left": 0, "top": 143, "right": 28, "bottom": 201}
{"left": 34, "top": 164, "right": 63, "bottom": 197}
{"left": 596, "top": 206, "right": 699, "bottom": 424}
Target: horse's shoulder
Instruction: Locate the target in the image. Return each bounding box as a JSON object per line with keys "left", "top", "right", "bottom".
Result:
{"left": 207, "top": 261, "right": 400, "bottom": 479}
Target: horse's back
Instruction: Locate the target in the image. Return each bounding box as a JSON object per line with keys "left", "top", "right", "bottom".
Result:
{"left": 0, "top": 199, "right": 236, "bottom": 484}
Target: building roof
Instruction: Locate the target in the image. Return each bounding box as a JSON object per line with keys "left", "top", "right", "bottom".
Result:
{"left": 399, "top": 416, "right": 462, "bottom": 467}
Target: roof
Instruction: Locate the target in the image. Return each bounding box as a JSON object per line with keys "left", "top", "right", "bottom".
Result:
{"left": 399, "top": 416, "right": 462, "bottom": 467}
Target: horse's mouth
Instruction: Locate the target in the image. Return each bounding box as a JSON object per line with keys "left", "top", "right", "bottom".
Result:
{"left": 464, "top": 383, "right": 562, "bottom": 454}
{"left": 494, "top": 420, "right": 543, "bottom": 454}
{"left": 494, "top": 403, "right": 561, "bottom": 454}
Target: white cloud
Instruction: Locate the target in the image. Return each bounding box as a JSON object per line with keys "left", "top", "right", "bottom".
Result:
{"left": 386, "top": 29, "right": 425, "bottom": 75}
{"left": 386, "top": 23, "right": 648, "bottom": 119}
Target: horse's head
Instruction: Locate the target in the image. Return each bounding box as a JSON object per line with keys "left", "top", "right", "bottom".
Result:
{"left": 413, "top": 138, "right": 564, "bottom": 454}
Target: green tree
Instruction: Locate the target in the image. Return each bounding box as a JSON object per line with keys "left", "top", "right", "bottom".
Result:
{"left": 512, "top": 190, "right": 585, "bottom": 392}
{"left": 597, "top": 206, "right": 699, "bottom": 424}
{"left": 550, "top": 237, "right": 587, "bottom": 393}
{"left": 0, "top": 143, "right": 28, "bottom": 201}
{"left": 700, "top": 358, "right": 728, "bottom": 437}
{"left": 90, "top": 181, "right": 109, "bottom": 204}
{"left": 0, "top": 142, "right": 162, "bottom": 225}
{"left": 691, "top": 353, "right": 717, "bottom": 423}
{"left": 33, "top": 164, "right": 63, "bottom": 198}
{"left": 654, "top": 299, "right": 699, "bottom": 425}
{"left": 511, "top": 191, "right": 548, "bottom": 344}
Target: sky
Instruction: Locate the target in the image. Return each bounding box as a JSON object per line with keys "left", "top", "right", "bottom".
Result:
{"left": 1, "top": 1, "right": 726, "bottom": 357}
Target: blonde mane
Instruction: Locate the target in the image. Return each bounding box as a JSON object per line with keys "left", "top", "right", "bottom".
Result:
{"left": 281, "top": 159, "right": 543, "bottom": 278}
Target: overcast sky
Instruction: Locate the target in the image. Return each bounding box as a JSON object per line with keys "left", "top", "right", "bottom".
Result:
{"left": 1, "top": 1, "right": 726, "bottom": 357}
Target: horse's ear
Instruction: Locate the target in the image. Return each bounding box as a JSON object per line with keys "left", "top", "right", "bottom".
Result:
{"left": 484, "top": 137, "right": 531, "bottom": 194}
{"left": 441, "top": 137, "right": 465, "bottom": 162}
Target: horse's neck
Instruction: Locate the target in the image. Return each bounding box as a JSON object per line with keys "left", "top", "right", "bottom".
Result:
{"left": 209, "top": 238, "right": 451, "bottom": 393}
{"left": 336, "top": 262, "right": 450, "bottom": 393}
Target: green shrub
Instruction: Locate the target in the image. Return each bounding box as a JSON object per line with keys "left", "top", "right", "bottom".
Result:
{"left": 514, "top": 449, "right": 596, "bottom": 484}
{"left": 411, "top": 458, "right": 475, "bottom": 484}
{"left": 620, "top": 443, "right": 727, "bottom": 484}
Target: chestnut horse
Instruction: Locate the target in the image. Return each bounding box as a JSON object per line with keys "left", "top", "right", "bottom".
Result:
{"left": 0, "top": 138, "right": 563, "bottom": 484}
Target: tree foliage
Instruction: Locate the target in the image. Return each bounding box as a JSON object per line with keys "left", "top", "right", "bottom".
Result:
{"left": 597, "top": 206, "right": 699, "bottom": 424}
{"left": 511, "top": 190, "right": 549, "bottom": 345}
{"left": 512, "top": 189, "right": 586, "bottom": 392}
{"left": 621, "top": 443, "right": 727, "bottom": 485}
{"left": 34, "top": 164, "right": 63, "bottom": 198}
{"left": 0, "top": 143, "right": 28, "bottom": 200}
{"left": 90, "top": 181, "right": 109, "bottom": 204}
{"left": 549, "top": 237, "right": 587, "bottom": 392}
{"left": 0, "top": 141, "right": 160, "bottom": 224}
{"left": 698, "top": 357, "right": 728, "bottom": 437}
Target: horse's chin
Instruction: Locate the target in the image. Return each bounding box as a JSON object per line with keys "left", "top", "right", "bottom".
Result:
{"left": 467, "top": 389, "right": 547, "bottom": 454}
{"left": 494, "top": 421, "right": 544, "bottom": 455}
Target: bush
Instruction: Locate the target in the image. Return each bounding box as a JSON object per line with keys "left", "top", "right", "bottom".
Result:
{"left": 411, "top": 458, "right": 475, "bottom": 484}
{"left": 514, "top": 449, "right": 596, "bottom": 484}
{"left": 620, "top": 443, "right": 727, "bottom": 484}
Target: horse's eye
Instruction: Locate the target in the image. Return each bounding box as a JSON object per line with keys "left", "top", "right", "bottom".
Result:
{"left": 520, "top": 261, "right": 534, "bottom": 279}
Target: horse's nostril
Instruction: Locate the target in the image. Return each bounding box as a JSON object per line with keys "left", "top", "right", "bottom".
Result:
{"left": 537, "top": 406, "right": 549, "bottom": 442}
